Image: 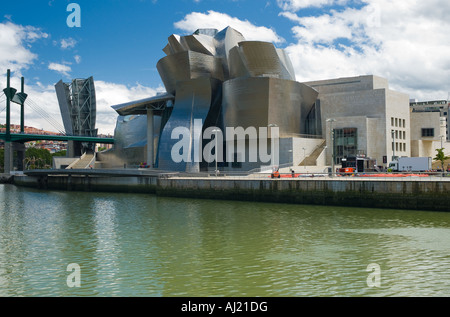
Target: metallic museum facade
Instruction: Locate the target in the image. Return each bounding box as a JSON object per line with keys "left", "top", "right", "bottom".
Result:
{"left": 108, "top": 27, "right": 413, "bottom": 172}
{"left": 110, "top": 27, "right": 319, "bottom": 172}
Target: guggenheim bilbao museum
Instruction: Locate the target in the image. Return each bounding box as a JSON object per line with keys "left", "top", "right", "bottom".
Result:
{"left": 104, "top": 26, "right": 426, "bottom": 172}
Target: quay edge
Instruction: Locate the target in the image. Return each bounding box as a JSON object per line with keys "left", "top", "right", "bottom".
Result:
{"left": 10, "top": 171, "right": 450, "bottom": 212}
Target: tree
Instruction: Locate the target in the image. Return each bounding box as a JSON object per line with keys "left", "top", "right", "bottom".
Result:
{"left": 25, "top": 148, "right": 52, "bottom": 169}
{"left": 433, "top": 148, "right": 450, "bottom": 171}
{"left": 52, "top": 150, "right": 67, "bottom": 157}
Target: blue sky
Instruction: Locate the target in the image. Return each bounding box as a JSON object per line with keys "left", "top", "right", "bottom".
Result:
{"left": 1, "top": 0, "right": 450, "bottom": 134}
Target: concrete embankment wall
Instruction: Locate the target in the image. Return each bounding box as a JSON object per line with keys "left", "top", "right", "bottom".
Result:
{"left": 13, "top": 174, "right": 450, "bottom": 211}
{"left": 156, "top": 178, "right": 450, "bottom": 211}
{"left": 14, "top": 175, "right": 158, "bottom": 194}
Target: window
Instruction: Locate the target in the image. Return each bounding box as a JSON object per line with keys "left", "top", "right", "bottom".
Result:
{"left": 391, "top": 117, "right": 394, "bottom": 126}
{"left": 333, "top": 128, "right": 357, "bottom": 164}
{"left": 403, "top": 119, "right": 406, "bottom": 128}
{"left": 421, "top": 128, "right": 435, "bottom": 137}
{"left": 395, "top": 118, "right": 398, "bottom": 127}
{"left": 403, "top": 131, "right": 406, "bottom": 139}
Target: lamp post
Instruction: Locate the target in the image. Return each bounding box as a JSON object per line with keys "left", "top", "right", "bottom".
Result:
{"left": 302, "top": 147, "right": 306, "bottom": 170}
{"left": 440, "top": 135, "right": 444, "bottom": 149}
{"left": 212, "top": 128, "right": 221, "bottom": 176}
{"left": 391, "top": 129, "right": 396, "bottom": 161}
{"left": 326, "top": 119, "right": 336, "bottom": 177}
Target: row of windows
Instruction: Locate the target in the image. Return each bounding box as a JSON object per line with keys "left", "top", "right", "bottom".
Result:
{"left": 392, "top": 130, "right": 406, "bottom": 140}
{"left": 391, "top": 117, "right": 406, "bottom": 128}
{"left": 392, "top": 142, "right": 407, "bottom": 152}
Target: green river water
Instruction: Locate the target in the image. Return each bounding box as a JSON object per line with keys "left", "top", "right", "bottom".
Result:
{"left": 0, "top": 184, "right": 449, "bottom": 297}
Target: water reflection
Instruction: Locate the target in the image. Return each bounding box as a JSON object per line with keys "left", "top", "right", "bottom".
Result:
{"left": 0, "top": 184, "right": 449, "bottom": 297}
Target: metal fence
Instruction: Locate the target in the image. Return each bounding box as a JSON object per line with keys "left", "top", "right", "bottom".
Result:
{"left": 160, "top": 170, "right": 450, "bottom": 181}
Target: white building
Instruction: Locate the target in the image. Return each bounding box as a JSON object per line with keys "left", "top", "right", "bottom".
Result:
{"left": 304, "top": 75, "right": 411, "bottom": 168}
{"left": 410, "top": 100, "right": 450, "bottom": 159}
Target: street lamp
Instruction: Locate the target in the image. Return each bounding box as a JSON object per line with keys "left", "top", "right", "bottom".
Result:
{"left": 212, "top": 128, "right": 221, "bottom": 176}
{"left": 302, "top": 147, "right": 306, "bottom": 170}
{"left": 439, "top": 135, "right": 444, "bottom": 149}
{"left": 326, "top": 119, "right": 336, "bottom": 177}
{"left": 391, "top": 129, "right": 396, "bottom": 161}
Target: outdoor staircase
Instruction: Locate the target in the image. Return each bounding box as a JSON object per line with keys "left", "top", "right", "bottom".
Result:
{"left": 66, "top": 153, "right": 95, "bottom": 169}
{"left": 299, "top": 140, "right": 327, "bottom": 167}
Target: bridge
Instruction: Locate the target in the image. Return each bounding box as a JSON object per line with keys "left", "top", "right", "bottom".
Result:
{"left": 0, "top": 133, "right": 114, "bottom": 144}
{"left": 1, "top": 69, "right": 115, "bottom": 173}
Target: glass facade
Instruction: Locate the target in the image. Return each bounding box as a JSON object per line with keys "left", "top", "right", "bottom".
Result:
{"left": 334, "top": 128, "right": 358, "bottom": 164}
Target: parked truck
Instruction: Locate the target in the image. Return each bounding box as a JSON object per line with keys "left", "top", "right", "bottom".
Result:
{"left": 388, "top": 157, "right": 432, "bottom": 172}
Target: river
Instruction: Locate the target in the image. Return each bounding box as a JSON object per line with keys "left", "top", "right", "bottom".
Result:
{"left": 0, "top": 184, "right": 449, "bottom": 297}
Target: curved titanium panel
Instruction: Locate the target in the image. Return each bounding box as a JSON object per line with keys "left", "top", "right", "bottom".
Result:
{"left": 181, "top": 34, "right": 216, "bottom": 56}
{"left": 168, "top": 34, "right": 187, "bottom": 54}
{"left": 111, "top": 114, "right": 162, "bottom": 165}
{"left": 228, "top": 46, "right": 250, "bottom": 79}
{"left": 213, "top": 27, "right": 246, "bottom": 78}
{"left": 222, "top": 77, "right": 318, "bottom": 137}
{"left": 157, "top": 51, "right": 224, "bottom": 94}
{"left": 238, "top": 41, "right": 283, "bottom": 79}
{"left": 276, "top": 48, "right": 296, "bottom": 81}
{"left": 158, "top": 77, "right": 216, "bottom": 172}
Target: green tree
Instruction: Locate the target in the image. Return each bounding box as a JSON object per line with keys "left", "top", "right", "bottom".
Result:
{"left": 25, "top": 148, "right": 52, "bottom": 169}
{"left": 433, "top": 148, "right": 450, "bottom": 171}
{"left": 52, "top": 150, "right": 67, "bottom": 157}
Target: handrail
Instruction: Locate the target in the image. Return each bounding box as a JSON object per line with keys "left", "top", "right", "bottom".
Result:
{"left": 66, "top": 152, "right": 86, "bottom": 169}
{"left": 87, "top": 152, "right": 96, "bottom": 169}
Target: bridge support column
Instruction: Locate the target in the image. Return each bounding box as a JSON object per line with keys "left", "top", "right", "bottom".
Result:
{"left": 4, "top": 142, "right": 13, "bottom": 174}
{"left": 3, "top": 142, "right": 25, "bottom": 173}
{"left": 147, "top": 108, "right": 154, "bottom": 168}
{"left": 67, "top": 140, "right": 83, "bottom": 158}
{"left": 15, "top": 143, "right": 26, "bottom": 171}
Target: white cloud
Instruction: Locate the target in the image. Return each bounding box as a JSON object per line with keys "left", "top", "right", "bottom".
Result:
{"left": 0, "top": 21, "right": 163, "bottom": 135}
{"left": 277, "top": 0, "right": 349, "bottom": 10}
{"left": 48, "top": 62, "right": 72, "bottom": 77}
{"left": 0, "top": 21, "right": 48, "bottom": 74}
{"left": 94, "top": 81, "right": 165, "bottom": 134}
{"left": 174, "top": 10, "right": 285, "bottom": 44}
{"left": 279, "top": 0, "right": 450, "bottom": 101}
{"left": 60, "top": 37, "right": 77, "bottom": 50}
